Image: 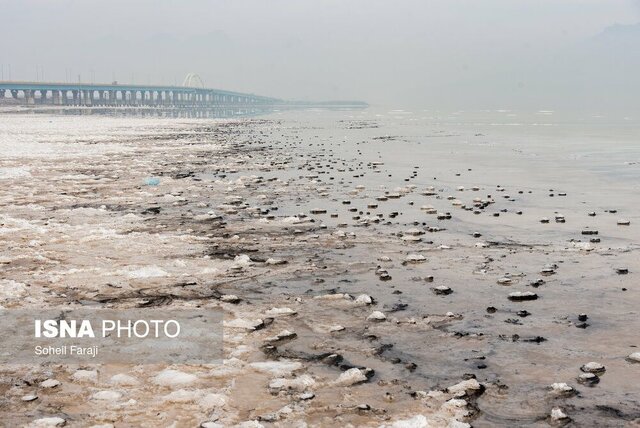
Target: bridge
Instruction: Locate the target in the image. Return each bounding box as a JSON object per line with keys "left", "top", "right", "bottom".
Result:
{"left": 0, "top": 73, "right": 280, "bottom": 108}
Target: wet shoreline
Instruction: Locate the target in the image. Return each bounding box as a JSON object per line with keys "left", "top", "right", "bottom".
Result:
{"left": 0, "top": 111, "right": 638, "bottom": 427}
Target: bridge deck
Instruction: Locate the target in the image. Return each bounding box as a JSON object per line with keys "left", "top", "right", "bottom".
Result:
{"left": 0, "top": 81, "right": 279, "bottom": 106}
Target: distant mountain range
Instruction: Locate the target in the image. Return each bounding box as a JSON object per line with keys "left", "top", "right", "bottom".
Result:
{"left": 593, "top": 22, "right": 640, "bottom": 43}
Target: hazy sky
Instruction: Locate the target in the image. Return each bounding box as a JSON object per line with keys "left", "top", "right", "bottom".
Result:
{"left": 1, "top": 0, "right": 639, "bottom": 110}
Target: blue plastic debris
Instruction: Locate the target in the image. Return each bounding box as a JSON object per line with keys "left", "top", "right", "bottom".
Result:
{"left": 144, "top": 177, "right": 160, "bottom": 186}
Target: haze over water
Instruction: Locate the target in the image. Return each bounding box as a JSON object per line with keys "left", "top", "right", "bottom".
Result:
{"left": 1, "top": 1, "right": 639, "bottom": 427}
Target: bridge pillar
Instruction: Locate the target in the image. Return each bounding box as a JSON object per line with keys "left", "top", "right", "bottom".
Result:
{"left": 52, "top": 90, "right": 61, "bottom": 105}
{"left": 0, "top": 89, "right": 4, "bottom": 99}
{"left": 24, "top": 90, "right": 35, "bottom": 105}
{"left": 11, "top": 90, "right": 18, "bottom": 99}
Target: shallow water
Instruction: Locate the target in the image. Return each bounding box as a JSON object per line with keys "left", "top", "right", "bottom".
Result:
{"left": 0, "top": 109, "right": 638, "bottom": 427}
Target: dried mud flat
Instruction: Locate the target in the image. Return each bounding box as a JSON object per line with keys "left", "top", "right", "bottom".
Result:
{"left": 0, "top": 112, "right": 639, "bottom": 427}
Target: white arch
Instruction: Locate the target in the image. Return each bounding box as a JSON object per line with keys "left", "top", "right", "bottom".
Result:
{"left": 182, "top": 73, "right": 205, "bottom": 88}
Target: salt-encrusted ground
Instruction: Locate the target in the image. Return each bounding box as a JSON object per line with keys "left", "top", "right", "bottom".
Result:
{"left": 0, "top": 111, "right": 638, "bottom": 427}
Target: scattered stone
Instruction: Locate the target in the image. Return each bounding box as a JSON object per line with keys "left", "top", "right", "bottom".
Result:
{"left": 405, "top": 254, "right": 426, "bottom": 263}
{"left": 21, "top": 394, "right": 38, "bottom": 402}
{"left": 581, "top": 229, "right": 598, "bottom": 235}
{"left": 264, "top": 330, "right": 297, "bottom": 344}
{"left": 220, "top": 294, "right": 241, "bottom": 304}
{"left": 626, "top": 352, "right": 640, "bottom": 363}
{"left": 446, "top": 378, "right": 482, "bottom": 397}
{"left": 550, "top": 383, "right": 575, "bottom": 395}
{"left": 265, "top": 307, "right": 297, "bottom": 317}
{"left": 332, "top": 368, "right": 373, "bottom": 386}
{"left": 497, "top": 277, "right": 513, "bottom": 285}
{"left": 529, "top": 278, "right": 545, "bottom": 287}
{"left": 269, "top": 375, "right": 315, "bottom": 393}
{"left": 404, "top": 228, "right": 423, "bottom": 236}
{"left": 367, "top": 311, "right": 386, "bottom": 322}
{"left": 28, "top": 417, "right": 66, "bottom": 427}
{"left": 580, "top": 362, "right": 605, "bottom": 374}
{"left": 617, "top": 219, "right": 631, "bottom": 226}
{"left": 508, "top": 291, "right": 538, "bottom": 301}
{"left": 577, "top": 372, "right": 600, "bottom": 386}
{"left": 249, "top": 360, "right": 302, "bottom": 376}
{"left": 355, "top": 294, "right": 374, "bottom": 305}
{"left": 40, "top": 379, "right": 61, "bottom": 389}
{"left": 432, "top": 285, "right": 453, "bottom": 295}
{"left": 550, "top": 407, "right": 570, "bottom": 422}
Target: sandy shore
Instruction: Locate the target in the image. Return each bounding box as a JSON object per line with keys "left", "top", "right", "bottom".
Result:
{"left": 0, "top": 111, "right": 638, "bottom": 427}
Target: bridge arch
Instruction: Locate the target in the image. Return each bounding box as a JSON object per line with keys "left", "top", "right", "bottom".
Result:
{"left": 182, "top": 73, "right": 205, "bottom": 88}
